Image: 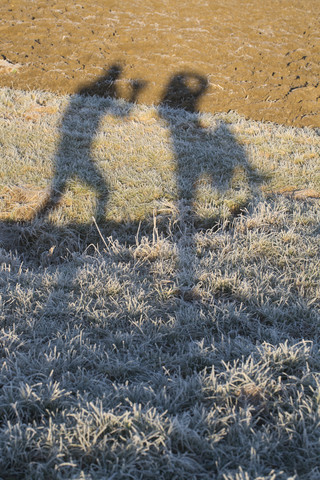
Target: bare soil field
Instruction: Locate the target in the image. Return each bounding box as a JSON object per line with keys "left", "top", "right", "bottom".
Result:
{"left": 1, "top": 0, "right": 319, "bottom": 128}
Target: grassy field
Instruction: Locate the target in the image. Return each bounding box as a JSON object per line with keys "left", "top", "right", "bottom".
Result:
{"left": 0, "top": 87, "right": 320, "bottom": 479}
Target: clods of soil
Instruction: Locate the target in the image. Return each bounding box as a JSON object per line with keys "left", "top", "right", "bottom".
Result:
{"left": 0, "top": 0, "right": 319, "bottom": 127}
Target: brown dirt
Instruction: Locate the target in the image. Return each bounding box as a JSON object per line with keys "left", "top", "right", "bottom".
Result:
{"left": 0, "top": 0, "right": 319, "bottom": 127}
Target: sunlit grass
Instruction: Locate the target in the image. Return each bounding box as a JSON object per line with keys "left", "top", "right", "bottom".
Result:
{"left": 1, "top": 88, "right": 319, "bottom": 226}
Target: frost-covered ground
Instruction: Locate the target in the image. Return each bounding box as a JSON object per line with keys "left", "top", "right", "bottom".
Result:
{"left": 0, "top": 88, "right": 319, "bottom": 479}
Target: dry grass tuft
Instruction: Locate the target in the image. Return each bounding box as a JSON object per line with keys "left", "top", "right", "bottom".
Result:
{"left": 0, "top": 184, "right": 50, "bottom": 221}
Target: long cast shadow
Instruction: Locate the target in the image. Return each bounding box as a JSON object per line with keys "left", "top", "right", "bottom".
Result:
{"left": 158, "top": 72, "right": 258, "bottom": 293}
{"left": 37, "top": 64, "right": 145, "bottom": 221}
{"left": 159, "top": 72, "right": 255, "bottom": 221}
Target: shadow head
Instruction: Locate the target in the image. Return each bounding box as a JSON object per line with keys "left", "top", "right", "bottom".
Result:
{"left": 161, "top": 72, "right": 209, "bottom": 113}
{"left": 77, "top": 63, "right": 147, "bottom": 104}
{"left": 78, "top": 64, "right": 123, "bottom": 98}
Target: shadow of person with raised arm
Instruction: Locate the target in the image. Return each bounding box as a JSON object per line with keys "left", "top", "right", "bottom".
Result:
{"left": 159, "top": 72, "right": 257, "bottom": 297}
{"left": 36, "top": 64, "right": 145, "bottom": 222}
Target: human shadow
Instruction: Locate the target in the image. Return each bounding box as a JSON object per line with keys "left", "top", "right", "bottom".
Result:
{"left": 36, "top": 64, "right": 146, "bottom": 222}
{"left": 3, "top": 66, "right": 261, "bottom": 278}
{"left": 158, "top": 72, "right": 259, "bottom": 293}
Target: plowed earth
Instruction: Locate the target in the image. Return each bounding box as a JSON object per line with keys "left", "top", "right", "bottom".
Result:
{"left": 0, "top": 0, "right": 319, "bottom": 127}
